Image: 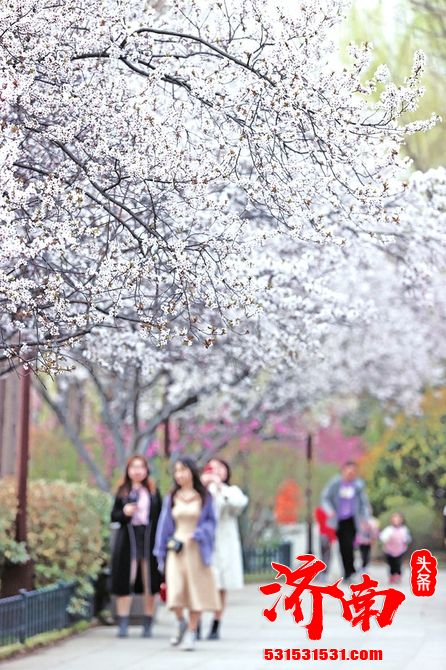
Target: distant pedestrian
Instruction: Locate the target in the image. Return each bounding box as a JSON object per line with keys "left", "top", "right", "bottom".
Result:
{"left": 154, "top": 456, "right": 220, "bottom": 651}
{"left": 321, "top": 461, "right": 370, "bottom": 582}
{"left": 110, "top": 455, "right": 162, "bottom": 638}
{"left": 201, "top": 457, "right": 248, "bottom": 639}
{"left": 314, "top": 506, "right": 337, "bottom": 580}
{"left": 355, "top": 512, "right": 379, "bottom": 569}
{"left": 380, "top": 512, "right": 412, "bottom": 584}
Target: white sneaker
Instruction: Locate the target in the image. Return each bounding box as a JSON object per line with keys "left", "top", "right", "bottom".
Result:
{"left": 170, "top": 618, "right": 187, "bottom": 646}
{"left": 180, "top": 629, "right": 196, "bottom": 651}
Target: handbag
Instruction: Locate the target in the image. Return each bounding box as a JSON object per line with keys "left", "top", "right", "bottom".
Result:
{"left": 167, "top": 537, "right": 184, "bottom": 553}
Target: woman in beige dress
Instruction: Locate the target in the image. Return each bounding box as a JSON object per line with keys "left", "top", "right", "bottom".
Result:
{"left": 154, "top": 456, "right": 220, "bottom": 651}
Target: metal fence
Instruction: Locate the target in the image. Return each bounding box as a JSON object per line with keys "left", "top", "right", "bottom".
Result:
{"left": 0, "top": 581, "right": 89, "bottom": 647}
{"left": 0, "top": 544, "right": 291, "bottom": 645}
{"left": 243, "top": 541, "right": 292, "bottom": 574}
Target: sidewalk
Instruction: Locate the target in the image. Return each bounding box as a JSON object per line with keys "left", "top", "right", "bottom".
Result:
{"left": 3, "top": 564, "right": 445, "bottom": 670}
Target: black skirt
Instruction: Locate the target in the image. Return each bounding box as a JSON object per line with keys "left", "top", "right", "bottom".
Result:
{"left": 133, "top": 525, "right": 147, "bottom": 560}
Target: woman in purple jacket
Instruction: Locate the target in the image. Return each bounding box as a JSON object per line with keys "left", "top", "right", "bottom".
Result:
{"left": 154, "top": 456, "right": 220, "bottom": 651}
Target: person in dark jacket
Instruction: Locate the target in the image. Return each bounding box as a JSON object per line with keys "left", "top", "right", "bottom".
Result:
{"left": 111, "top": 455, "right": 162, "bottom": 638}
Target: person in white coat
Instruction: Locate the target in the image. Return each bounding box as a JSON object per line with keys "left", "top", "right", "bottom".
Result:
{"left": 201, "top": 457, "right": 249, "bottom": 639}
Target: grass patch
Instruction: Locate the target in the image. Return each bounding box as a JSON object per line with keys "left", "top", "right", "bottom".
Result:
{"left": 0, "top": 620, "right": 91, "bottom": 662}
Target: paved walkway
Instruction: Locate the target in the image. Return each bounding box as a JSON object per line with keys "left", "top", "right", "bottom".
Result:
{"left": 3, "top": 564, "right": 445, "bottom": 670}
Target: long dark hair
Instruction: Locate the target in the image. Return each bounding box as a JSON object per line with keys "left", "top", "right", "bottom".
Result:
{"left": 117, "top": 455, "right": 156, "bottom": 497}
{"left": 209, "top": 457, "right": 231, "bottom": 485}
{"left": 171, "top": 456, "right": 208, "bottom": 507}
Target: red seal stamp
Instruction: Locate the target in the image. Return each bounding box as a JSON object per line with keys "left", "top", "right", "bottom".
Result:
{"left": 410, "top": 549, "right": 437, "bottom": 597}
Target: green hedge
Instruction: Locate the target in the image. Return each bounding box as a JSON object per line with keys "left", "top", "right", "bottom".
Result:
{"left": 0, "top": 479, "right": 111, "bottom": 613}
{"left": 0, "top": 486, "right": 29, "bottom": 577}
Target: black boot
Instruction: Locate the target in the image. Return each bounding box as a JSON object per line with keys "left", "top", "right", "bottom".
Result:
{"left": 207, "top": 618, "right": 220, "bottom": 640}
{"left": 142, "top": 615, "right": 153, "bottom": 638}
{"left": 117, "top": 615, "right": 129, "bottom": 638}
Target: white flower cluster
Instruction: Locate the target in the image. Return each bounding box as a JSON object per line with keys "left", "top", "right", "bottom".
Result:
{"left": 0, "top": 0, "right": 444, "bottom": 420}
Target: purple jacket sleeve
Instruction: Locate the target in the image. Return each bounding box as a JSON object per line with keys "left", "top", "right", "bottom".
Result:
{"left": 192, "top": 493, "right": 216, "bottom": 566}
{"left": 154, "top": 494, "right": 175, "bottom": 569}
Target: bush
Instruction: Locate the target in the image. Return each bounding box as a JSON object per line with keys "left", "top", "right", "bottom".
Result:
{"left": 0, "top": 488, "right": 29, "bottom": 582}
{"left": 0, "top": 479, "right": 112, "bottom": 613}
{"left": 366, "top": 389, "right": 446, "bottom": 516}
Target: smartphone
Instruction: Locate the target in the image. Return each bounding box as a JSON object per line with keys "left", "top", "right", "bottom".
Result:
{"left": 127, "top": 489, "right": 139, "bottom": 504}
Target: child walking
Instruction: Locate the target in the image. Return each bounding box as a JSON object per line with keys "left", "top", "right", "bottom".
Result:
{"left": 314, "top": 506, "right": 337, "bottom": 581}
{"left": 355, "top": 513, "right": 379, "bottom": 569}
{"left": 379, "top": 512, "right": 411, "bottom": 584}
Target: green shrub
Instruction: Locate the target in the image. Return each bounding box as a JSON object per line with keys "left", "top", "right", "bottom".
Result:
{"left": 0, "top": 479, "right": 112, "bottom": 612}
{"left": 0, "top": 485, "right": 29, "bottom": 581}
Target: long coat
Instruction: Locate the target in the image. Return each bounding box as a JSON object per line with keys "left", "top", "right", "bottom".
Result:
{"left": 111, "top": 487, "right": 162, "bottom": 596}
{"left": 209, "top": 482, "right": 248, "bottom": 590}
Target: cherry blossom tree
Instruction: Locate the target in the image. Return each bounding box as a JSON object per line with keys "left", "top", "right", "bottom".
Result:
{"left": 3, "top": 0, "right": 444, "bottom": 491}
{"left": 0, "top": 0, "right": 437, "bottom": 373}
{"left": 33, "top": 164, "right": 446, "bottom": 488}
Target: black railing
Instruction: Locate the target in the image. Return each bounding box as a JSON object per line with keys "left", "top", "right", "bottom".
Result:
{"left": 0, "top": 581, "right": 91, "bottom": 647}
{"left": 243, "top": 541, "right": 292, "bottom": 574}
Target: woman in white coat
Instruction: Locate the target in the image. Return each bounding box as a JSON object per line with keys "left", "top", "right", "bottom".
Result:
{"left": 201, "top": 457, "right": 249, "bottom": 639}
